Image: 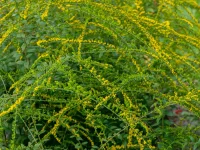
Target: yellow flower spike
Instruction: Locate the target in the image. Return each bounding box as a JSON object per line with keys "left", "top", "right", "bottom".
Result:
{"left": 163, "top": 21, "right": 170, "bottom": 27}
{"left": 77, "top": 18, "right": 89, "bottom": 61}
{"left": 41, "top": 2, "right": 51, "bottom": 20}
{"left": 39, "top": 52, "right": 49, "bottom": 58}
{"left": 0, "top": 96, "right": 25, "bottom": 117}
{"left": 50, "top": 120, "right": 61, "bottom": 143}
{"left": 79, "top": 130, "right": 94, "bottom": 146}
{"left": 95, "top": 95, "right": 111, "bottom": 110}
{"left": 132, "top": 58, "right": 140, "bottom": 72}
{"left": 14, "top": 87, "right": 20, "bottom": 94}
{"left": 34, "top": 86, "right": 40, "bottom": 92}
{"left": 128, "top": 128, "right": 134, "bottom": 146}
{"left": 69, "top": 15, "right": 76, "bottom": 21}
{"left": 16, "top": 48, "right": 22, "bottom": 56}
{"left": 2, "top": 41, "right": 12, "bottom": 53}
{"left": 22, "top": 0, "right": 30, "bottom": 19}
{"left": 0, "top": 8, "right": 15, "bottom": 23}
{"left": 0, "top": 27, "right": 15, "bottom": 45}
{"left": 36, "top": 39, "right": 47, "bottom": 46}
{"left": 53, "top": 1, "right": 72, "bottom": 12}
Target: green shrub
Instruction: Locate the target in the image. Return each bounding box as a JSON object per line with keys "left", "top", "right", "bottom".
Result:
{"left": 0, "top": 0, "right": 200, "bottom": 149}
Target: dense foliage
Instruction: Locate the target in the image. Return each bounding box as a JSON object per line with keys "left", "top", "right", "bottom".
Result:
{"left": 0, "top": 0, "right": 200, "bottom": 149}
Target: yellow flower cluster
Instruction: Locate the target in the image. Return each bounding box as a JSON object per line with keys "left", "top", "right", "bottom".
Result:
{"left": 79, "top": 130, "right": 94, "bottom": 146}
{"left": 48, "top": 106, "right": 69, "bottom": 124}
{"left": 37, "top": 37, "right": 116, "bottom": 51}
{"left": 20, "top": 0, "right": 30, "bottom": 19}
{"left": 53, "top": 1, "right": 71, "bottom": 12}
{"left": 0, "top": 27, "right": 15, "bottom": 45}
{"left": 2, "top": 41, "right": 12, "bottom": 53}
{"left": 122, "top": 92, "right": 133, "bottom": 108}
{"left": 51, "top": 120, "right": 61, "bottom": 143}
{"left": 34, "top": 86, "right": 40, "bottom": 92}
{"left": 16, "top": 47, "right": 21, "bottom": 54}
{"left": 184, "top": 7, "right": 199, "bottom": 24}
{"left": 77, "top": 19, "right": 88, "bottom": 61}
{"left": 38, "top": 52, "right": 49, "bottom": 58}
{"left": 89, "top": 66, "right": 111, "bottom": 88}
{"left": 178, "top": 18, "right": 193, "bottom": 27}
{"left": 0, "top": 96, "right": 25, "bottom": 117}
{"left": 0, "top": 8, "right": 15, "bottom": 23}
{"left": 135, "top": 0, "right": 145, "bottom": 15}
{"left": 131, "top": 58, "right": 141, "bottom": 72}
{"left": 89, "top": 67, "right": 97, "bottom": 74}
{"left": 41, "top": 2, "right": 51, "bottom": 20}
{"left": 95, "top": 95, "right": 111, "bottom": 110}
{"left": 15, "top": 87, "right": 20, "bottom": 94}
{"left": 170, "top": 28, "right": 200, "bottom": 48}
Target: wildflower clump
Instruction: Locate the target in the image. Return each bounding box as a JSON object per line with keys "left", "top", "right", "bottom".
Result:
{"left": 0, "top": 0, "right": 200, "bottom": 149}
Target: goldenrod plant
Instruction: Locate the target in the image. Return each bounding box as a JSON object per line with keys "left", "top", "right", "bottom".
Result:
{"left": 0, "top": 0, "right": 200, "bottom": 149}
